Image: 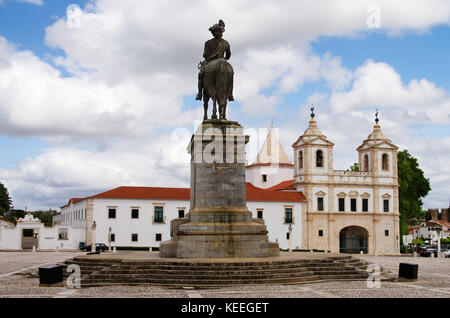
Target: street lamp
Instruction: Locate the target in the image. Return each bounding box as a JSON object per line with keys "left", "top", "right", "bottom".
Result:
{"left": 288, "top": 224, "right": 293, "bottom": 253}
{"left": 108, "top": 226, "right": 112, "bottom": 252}
{"left": 91, "top": 221, "right": 97, "bottom": 253}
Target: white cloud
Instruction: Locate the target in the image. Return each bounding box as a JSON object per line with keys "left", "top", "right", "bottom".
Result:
{"left": 1, "top": 0, "right": 449, "bottom": 210}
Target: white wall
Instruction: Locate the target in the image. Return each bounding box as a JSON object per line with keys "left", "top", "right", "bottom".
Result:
{"left": 247, "top": 201, "right": 303, "bottom": 250}
{"left": 92, "top": 198, "right": 188, "bottom": 248}
{"left": 246, "top": 165, "right": 293, "bottom": 189}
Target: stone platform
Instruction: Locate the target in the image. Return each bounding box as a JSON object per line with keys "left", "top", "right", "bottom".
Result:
{"left": 59, "top": 252, "right": 391, "bottom": 288}
{"left": 160, "top": 120, "right": 279, "bottom": 258}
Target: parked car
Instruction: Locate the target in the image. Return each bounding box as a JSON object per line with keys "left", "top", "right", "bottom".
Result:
{"left": 81, "top": 243, "right": 108, "bottom": 252}
{"left": 420, "top": 247, "right": 437, "bottom": 257}
{"left": 442, "top": 249, "right": 450, "bottom": 258}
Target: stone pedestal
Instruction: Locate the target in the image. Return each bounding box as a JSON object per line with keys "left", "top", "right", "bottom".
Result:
{"left": 160, "top": 120, "right": 279, "bottom": 258}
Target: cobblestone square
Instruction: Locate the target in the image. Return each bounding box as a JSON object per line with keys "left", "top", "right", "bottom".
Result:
{"left": 0, "top": 252, "right": 448, "bottom": 298}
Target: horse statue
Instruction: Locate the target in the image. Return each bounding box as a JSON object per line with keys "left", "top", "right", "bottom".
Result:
{"left": 202, "top": 58, "right": 234, "bottom": 120}
{"left": 196, "top": 20, "right": 234, "bottom": 121}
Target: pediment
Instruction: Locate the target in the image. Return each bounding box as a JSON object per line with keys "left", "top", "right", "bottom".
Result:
{"left": 315, "top": 191, "right": 327, "bottom": 196}
{"left": 348, "top": 190, "right": 359, "bottom": 197}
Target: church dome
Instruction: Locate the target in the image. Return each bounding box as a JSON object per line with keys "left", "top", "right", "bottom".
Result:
{"left": 366, "top": 123, "right": 390, "bottom": 142}
{"left": 302, "top": 119, "right": 326, "bottom": 138}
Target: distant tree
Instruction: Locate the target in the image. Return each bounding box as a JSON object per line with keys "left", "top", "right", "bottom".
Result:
{"left": 349, "top": 162, "right": 359, "bottom": 172}
{"left": 32, "top": 210, "right": 58, "bottom": 227}
{"left": 0, "top": 182, "right": 12, "bottom": 216}
{"left": 398, "top": 150, "right": 431, "bottom": 236}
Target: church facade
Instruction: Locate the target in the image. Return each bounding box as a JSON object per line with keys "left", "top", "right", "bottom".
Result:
{"left": 4, "top": 113, "right": 400, "bottom": 255}
{"left": 291, "top": 114, "right": 400, "bottom": 255}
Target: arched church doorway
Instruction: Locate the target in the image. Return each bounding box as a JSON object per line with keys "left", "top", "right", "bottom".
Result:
{"left": 339, "top": 226, "right": 368, "bottom": 254}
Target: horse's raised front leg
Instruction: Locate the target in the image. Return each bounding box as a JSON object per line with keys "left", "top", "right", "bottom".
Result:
{"left": 212, "top": 98, "right": 218, "bottom": 119}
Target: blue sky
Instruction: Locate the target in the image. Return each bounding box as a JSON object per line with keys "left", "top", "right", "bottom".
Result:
{"left": 0, "top": 0, "right": 449, "bottom": 210}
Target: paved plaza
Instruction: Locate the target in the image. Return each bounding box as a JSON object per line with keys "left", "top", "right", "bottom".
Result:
{"left": 0, "top": 251, "right": 449, "bottom": 298}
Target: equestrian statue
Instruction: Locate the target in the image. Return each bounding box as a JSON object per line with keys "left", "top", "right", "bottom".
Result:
{"left": 196, "top": 19, "right": 234, "bottom": 121}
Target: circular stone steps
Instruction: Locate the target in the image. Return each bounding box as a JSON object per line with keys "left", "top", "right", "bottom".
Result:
{"left": 55, "top": 254, "right": 391, "bottom": 288}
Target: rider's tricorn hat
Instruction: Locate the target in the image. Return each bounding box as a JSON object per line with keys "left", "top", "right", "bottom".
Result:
{"left": 209, "top": 19, "right": 225, "bottom": 33}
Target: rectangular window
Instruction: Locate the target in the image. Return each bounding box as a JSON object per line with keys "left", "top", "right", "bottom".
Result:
{"left": 385, "top": 230, "right": 389, "bottom": 237}
{"left": 257, "top": 210, "right": 263, "bottom": 219}
{"left": 110, "top": 233, "right": 115, "bottom": 242}
{"left": 178, "top": 209, "right": 185, "bottom": 218}
{"left": 318, "top": 230, "right": 323, "bottom": 237}
{"left": 383, "top": 200, "right": 389, "bottom": 212}
{"left": 362, "top": 199, "right": 368, "bottom": 212}
{"left": 351, "top": 198, "right": 357, "bottom": 212}
{"left": 155, "top": 233, "right": 162, "bottom": 242}
{"left": 262, "top": 174, "right": 267, "bottom": 182}
{"left": 286, "top": 232, "right": 290, "bottom": 240}
{"left": 154, "top": 206, "right": 164, "bottom": 223}
{"left": 108, "top": 208, "right": 116, "bottom": 219}
{"left": 317, "top": 197, "right": 324, "bottom": 211}
{"left": 131, "top": 234, "right": 138, "bottom": 242}
{"left": 338, "top": 198, "right": 345, "bottom": 212}
{"left": 57, "top": 228, "right": 68, "bottom": 240}
{"left": 284, "top": 207, "right": 293, "bottom": 224}
{"left": 131, "top": 208, "right": 139, "bottom": 219}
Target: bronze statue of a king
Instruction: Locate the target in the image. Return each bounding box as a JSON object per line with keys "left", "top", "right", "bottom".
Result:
{"left": 196, "top": 19, "right": 234, "bottom": 121}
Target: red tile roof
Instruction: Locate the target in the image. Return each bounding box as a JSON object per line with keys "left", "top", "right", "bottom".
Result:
{"left": 426, "top": 220, "right": 450, "bottom": 229}
{"left": 60, "top": 198, "right": 85, "bottom": 208}
{"left": 70, "top": 182, "right": 306, "bottom": 204}
{"left": 265, "top": 180, "right": 297, "bottom": 191}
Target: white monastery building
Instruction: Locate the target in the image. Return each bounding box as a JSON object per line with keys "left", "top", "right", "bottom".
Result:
{"left": 1, "top": 112, "right": 400, "bottom": 255}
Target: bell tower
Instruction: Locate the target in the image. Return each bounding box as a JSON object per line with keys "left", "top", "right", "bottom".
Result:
{"left": 357, "top": 111, "right": 398, "bottom": 180}
{"left": 292, "top": 106, "right": 334, "bottom": 194}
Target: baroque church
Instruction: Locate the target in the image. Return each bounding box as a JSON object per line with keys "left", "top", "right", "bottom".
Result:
{"left": 2, "top": 111, "right": 400, "bottom": 255}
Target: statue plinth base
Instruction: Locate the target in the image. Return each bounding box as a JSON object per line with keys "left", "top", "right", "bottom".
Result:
{"left": 160, "top": 120, "right": 279, "bottom": 258}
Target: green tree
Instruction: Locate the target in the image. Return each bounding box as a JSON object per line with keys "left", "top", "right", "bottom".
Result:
{"left": 349, "top": 162, "right": 359, "bottom": 172}
{"left": 0, "top": 182, "right": 12, "bottom": 216}
{"left": 398, "top": 150, "right": 431, "bottom": 236}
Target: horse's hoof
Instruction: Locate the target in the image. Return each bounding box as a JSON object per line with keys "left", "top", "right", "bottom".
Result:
{"left": 228, "top": 96, "right": 234, "bottom": 101}
{"left": 196, "top": 95, "right": 202, "bottom": 100}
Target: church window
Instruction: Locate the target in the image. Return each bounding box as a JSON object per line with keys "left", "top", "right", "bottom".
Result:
{"left": 178, "top": 209, "right": 185, "bottom": 218}
{"left": 318, "top": 230, "right": 323, "bottom": 237}
{"left": 338, "top": 198, "right": 345, "bottom": 212}
{"left": 383, "top": 200, "right": 389, "bottom": 212}
{"left": 351, "top": 198, "right": 357, "bottom": 212}
{"left": 362, "top": 199, "right": 368, "bottom": 212}
{"left": 385, "top": 230, "right": 389, "bottom": 237}
{"left": 262, "top": 174, "right": 267, "bottom": 183}
{"left": 364, "top": 154, "right": 369, "bottom": 171}
{"left": 316, "top": 150, "right": 323, "bottom": 167}
{"left": 298, "top": 151, "right": 303, "bottom": 169}
{"left": 382, "top": 153, "right": 389, "bottom": 170}
{"left": 317, "top": 197, "right": 324, "bottom": 211}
